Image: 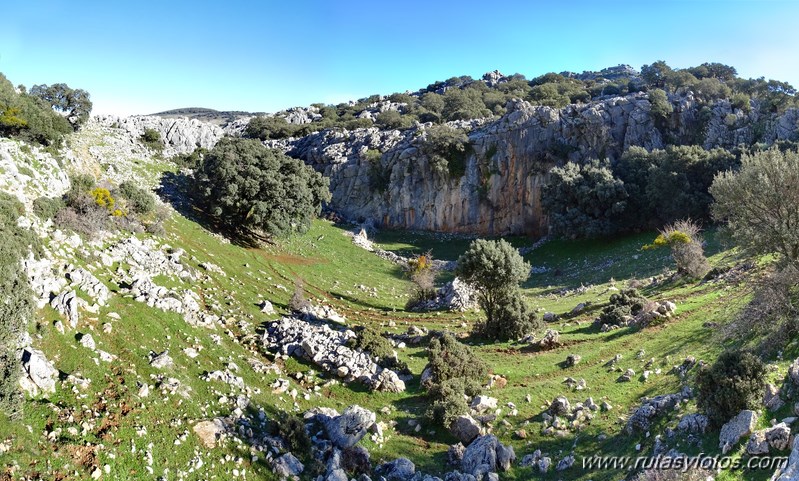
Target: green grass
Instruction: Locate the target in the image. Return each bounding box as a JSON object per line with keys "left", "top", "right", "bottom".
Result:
{"left": 0, "top": 196, "right": 777, "bottom": 481}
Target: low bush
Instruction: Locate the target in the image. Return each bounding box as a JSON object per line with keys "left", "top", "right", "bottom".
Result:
{"left": 696, "top": 350, "right": 765, "bottom": 428}
{"left": 349, "top": 326, "right": 408, "bottom": 372}
{"left": 32, "top": 196, "right": 65, "bottom": 220}
{"left": 405, "top": 251, "right": 438, "bottom": 309}
{"left": 140, "top": 128, "right": 163, "bottom": 151}
{"left": 598, "top": 288, "right": 647, "bottom": 326}
{"left": 418, "top": 125, "right": 472, "bottom": 178}
{"left": 423, "top": 333, "right": 487, "bottom": 427}
{"left": 268, "top": 411, "right": 311, "bottom": 454}
{"left": 474, "top": 289, "right": 541, "bottom": 340}
{"left": 117, "top": 181, "right": 155, "bottom": 215}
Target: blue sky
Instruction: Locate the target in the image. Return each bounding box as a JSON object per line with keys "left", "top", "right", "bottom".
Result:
{"left": 2, "top": 0, "right": 798, "bottom": 115}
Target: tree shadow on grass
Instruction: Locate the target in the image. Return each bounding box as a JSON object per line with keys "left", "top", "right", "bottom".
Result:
{"left": 156, "top": 171, "right": 266, "bottom": 249}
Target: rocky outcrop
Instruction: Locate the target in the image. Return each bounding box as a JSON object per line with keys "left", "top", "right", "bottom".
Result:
{"left": 262, "top": 316, "right": 405, "bottom": 392}
{"left": 461, "top": 435, "right": 515, "bottom": 477}
{"left": 97, "top": 115, "right": 224, "bottom": 156}
{"left": 263, "top": 93, "right": 799, "bottom": 236}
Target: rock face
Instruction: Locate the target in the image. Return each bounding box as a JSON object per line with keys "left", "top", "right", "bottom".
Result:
{"left": 19, "top": 347, "right": 58, "bottom": 396}
{"left": 98, "top": 115, "right": 224, "bottom": 156}
{"left": 375, "top": 458, "right": 416, "bottom": 481}
{"left": 262, "top": 316, "right": 405, "bottom": 392}
{"left": 719, "top": 410, "right": 758, "bottom": 454}
{"left": 272, "top": 452, "right": 304, "bottom": 477}
{"left": 262, "top": 94, "right": 799, "bottom": 236}
{"left": 325, "top": 405, "right": 376, "bottom": 449}
{"left": 773, "top": 435, "right": 799, "bottom": 481}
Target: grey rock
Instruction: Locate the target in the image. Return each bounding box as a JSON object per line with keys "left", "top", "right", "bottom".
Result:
{"left": 677, "top": 413, "right": 708, "bottom": 434}
{"left": 450, "top": 415, "right": 481, "bottom": 445}
{"left": 78, "top": 333, "right": 96, "bottom": 351}
{"left": 149, "top": 350, "right": 174, "bottom": 369}
{"left": 51, "top": 290, "right": 79, "bottom": 329}
{"left": 375, "top": 458, "right": 415, "bottom": 481}
{"left": 747, "top": 431, "right": 770, "bottom": 455}
{"left": 719, "top": 410, "right": 758, "bottom": 454}
{"left": 461, "top": 435, "right": 515, "bottom": 475}
{"left": 19, "top": 347, "right": 58, "bottom": 396}
{"left": 325, "top": 405, "right": 376, "bottom": 448}
{"left": 272, "top": 452, "right": 304, "bottom": 477}
{"left": 766, "top": 423, "right": 792, "bottom": 451}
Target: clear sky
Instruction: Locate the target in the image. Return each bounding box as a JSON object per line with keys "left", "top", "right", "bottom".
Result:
{"left": 2, "top": 0, "right": 798, "bottom": 116}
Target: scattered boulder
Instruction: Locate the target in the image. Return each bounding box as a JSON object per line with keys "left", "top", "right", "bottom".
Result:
{"left": 51, "top": 290, "right": 79, "bottom": 328}
{"left": 538, "top": 330, "right": 560, "bottom": 350}
{"left": 550, "top": 396, "right": 571, "bottom": 416}
{"left": 259, "top": 300, "right": 276, "bottom": 315}
{"left": 19, "top": 347, "right": 58, "bottom": 396}
{"left": 470, "top": 396, "right": 498, "bottom": 413}
{"left": 747, "top": 430, "right": 770, "bottom": 455}
{"left": 677, "top": 413, "right": 708, "bottom": 434}
{"left": 149, "top": 350, "right": 174, "bottom": 369}
{"left": 767, "top": 423, "right": 792, "bottom": 451}
{"left": 564, "top": 354, "right": 581, "bottom": 367}
{"left": 765, "top": 383, "right": 785, "bottom": 411}
{"left": 556, "top": 454, "right": 575, "bottom": 471}
{"left": 375, "top": 457, "right": 415, "bottom": 481}
{"left": 543, "top": 312, "right": 556, "bottom": 322}
{"left": 193, "top": 418, "right": 227, "bottom": 448}
{"left": 78, "top": 333, "right": 96, "bottom": 351}
{"left": 618, "top": 368, "right": 635, "bottom": 382}
{"left": 325, "top": 405, "right": 376, "bottom": 449}
{"left": 719, "top": 410, "right": 758, "bottom": 454}
{"left": 272, "top": 452, "right": 304, "bottom": 478}
{"left": 625, "top": 392, "right": 683, "bottom": 434}
{"left": 461, "top": 435, "right": 515, "bottom": 476}
{"left": 450, "top": 415, "right": 481, "bottom": 445}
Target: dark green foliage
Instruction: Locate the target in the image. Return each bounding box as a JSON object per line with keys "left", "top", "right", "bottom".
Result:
{"left": 614, "top": 146, "right": 737, "bottom": 229}
{"left": 32, "top": 196, "right": 65, "bottom": 220}
{"left": 529, "top": 74, "right": 590, "bottom": 107}
{"left": 365, "top": 148, "right": 391, "bottom": 193}
{"left": 349, "top": 326, "right": 407, "bottom": 372}
{"left": 427, "top": 377, "right": 471, "bottom": 427}
{"left": 647, "top": 89, "right": 673, "bottom": 123}
{"left": 645, "top": 146, "right": 737, "bottom": 225}
{"left": 0, "top": 73, "right": 72, "bottom": 146}
{"left": 245, "top": 115, "right": 301, "bottom": 140}
{"left": 268, "top": 411, "right": 311, "bottom": 454}
{"left": 28, "top": 83, "right": 92, "bottom": 130}
{"left": 375, "top": 109, "right": 414, "bottom": 130}
{"left": 117, "top": 181, "right": 155, "bottom": 215}
{"left": 424, "top": 334, "right": 488, "bottom": 426}
{"left": 418, "top": 125, "right": 471, "bottom": 177}
{"left": 140, "top": 128, "right": 163, "bottom": 151}
{"left": 171, "top": 147, "right": 207, "bottom": 169}
{"left": 696, "top": 350, "right": 765, "bottom": 428}
{"left": 195, "top": 138, "right": 331, "bottom": 239}
{"left": 456, "top": 239, "right": 532, "bottom": 341}
{"left": 442, "top": 88, "right": 492, "bottom": 121}
{"left": 641, "top": 61, "right": 673, "bottom": 89}
{"left": 0, "top": 193, "right": 40, "bottom": 415}
{"left": 542, "top": 160, "right": 628, "bottom": 239}
{"left": 475, "top": 289, "right": 541, "bottom": 340}
{"left": 598, "top": 289, "right": 647, "bottom": 326}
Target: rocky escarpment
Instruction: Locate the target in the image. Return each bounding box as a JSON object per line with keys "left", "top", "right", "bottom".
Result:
{"left": 263, "top": 93, "right": 799, "bottom": 236}
{"left": 96, "top": 115, "right": 225, "bottom": 156}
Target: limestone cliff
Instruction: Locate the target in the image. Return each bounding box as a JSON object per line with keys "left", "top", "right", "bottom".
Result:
{"left": 264, "top": 93, "right": 799, "bottom": 236}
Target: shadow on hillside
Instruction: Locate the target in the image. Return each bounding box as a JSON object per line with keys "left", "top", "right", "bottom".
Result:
{"left": 156, "top": 171, "right": 265, "bottom": 249}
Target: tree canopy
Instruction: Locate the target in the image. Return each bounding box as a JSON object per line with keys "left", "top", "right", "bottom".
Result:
{"left": 195, "top": 138, "right": 331, "bottom": 239}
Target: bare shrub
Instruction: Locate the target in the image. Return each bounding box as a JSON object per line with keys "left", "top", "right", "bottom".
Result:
{"left": 723, "top": 265, "right": 799, "bottom": 355}
{"left": 645, "top": 219, "right": 710, "bottom": 278}
{"left": 404, "top": 251, "right": 438, "bottom": 309}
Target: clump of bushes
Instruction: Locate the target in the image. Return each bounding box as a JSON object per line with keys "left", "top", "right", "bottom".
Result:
{"left": 51, "top": 174, "right": 162, "bottom": 237}
{"left": 140, "top": 128, "right": 163, "bottom": 151}
{"left": 268, "top": 411, "right": 312, "bottom": 456}
{"left": 598, "top": 288, "right": 647, "bottom": 326}
{"left": 0, "top": 193, "right": 40, "bottom": 416}
{"left": 423, "top": 333, "right": 488, "bottom": 427}
{"left": 349, "top": 325, "right": 408, "bottom": 373}
{"left": 171, "top": 147, "right": 208, "bottom": 169}
{"left": 643, "top": 219, "right": 710, "bottom": 278}
{"left": 418, "top": 125, "right": 472, "bottom": 178}
{"left": 32, "top": 196, "right": 65, "bottom": 220}
{"left": 696, "top": 350, "right": 765, "bottom": 428}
